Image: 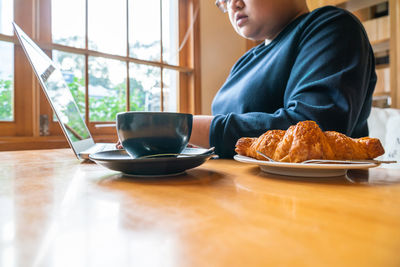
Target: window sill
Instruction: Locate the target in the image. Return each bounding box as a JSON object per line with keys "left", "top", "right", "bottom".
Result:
{"left": 0, "top": 135, "right": 117, "bottom": 151}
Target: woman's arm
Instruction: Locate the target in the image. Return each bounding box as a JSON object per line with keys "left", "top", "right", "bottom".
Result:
{"left": 189, "top": 115, "right": 214, "bottom": 148}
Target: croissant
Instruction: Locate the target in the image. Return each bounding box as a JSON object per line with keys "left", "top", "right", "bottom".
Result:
{"left": 235, "top": 121, "right": 384, "bottom": 163}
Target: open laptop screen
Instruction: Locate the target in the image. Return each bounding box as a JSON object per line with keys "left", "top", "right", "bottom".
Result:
{"left": 14, "top": 23, "right": 93, "bottom": 150}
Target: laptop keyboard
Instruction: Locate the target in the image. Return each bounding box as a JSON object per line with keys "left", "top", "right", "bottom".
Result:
{"left": 84, "top": 143, "right": 117, "bottom": 154}
{"left": 97, "top": 143, "right": 117, "bottom": 152}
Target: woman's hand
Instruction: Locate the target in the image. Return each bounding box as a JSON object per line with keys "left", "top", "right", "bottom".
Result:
{"left": 116, "top": 140, "right": 123, "bottom": 149}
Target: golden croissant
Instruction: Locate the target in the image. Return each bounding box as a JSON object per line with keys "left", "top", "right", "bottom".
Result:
{"left": 235, "top": 121, "right": 384, "bottom": 163}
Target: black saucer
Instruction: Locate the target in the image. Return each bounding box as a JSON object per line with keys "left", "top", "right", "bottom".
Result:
{"left": 89, "top": 148, "right": 214, "bottom": 176}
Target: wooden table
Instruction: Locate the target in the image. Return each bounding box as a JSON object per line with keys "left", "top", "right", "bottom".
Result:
{"left": 1, "top": 149, "right": 400, "bottom": 267}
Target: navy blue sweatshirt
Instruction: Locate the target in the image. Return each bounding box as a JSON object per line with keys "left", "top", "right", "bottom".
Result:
{"left": 210, "top": 6, "right": 376, "bottom": 158}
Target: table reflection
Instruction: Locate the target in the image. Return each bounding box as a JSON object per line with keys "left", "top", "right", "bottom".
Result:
{"left": 1, "top": 149, "right": 400, "bottom": 267}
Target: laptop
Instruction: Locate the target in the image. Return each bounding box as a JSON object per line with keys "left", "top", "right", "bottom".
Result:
{"left": 13, "top": 22, "right": 117, "bottom": 159}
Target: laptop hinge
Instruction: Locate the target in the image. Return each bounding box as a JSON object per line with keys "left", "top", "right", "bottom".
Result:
{"left": 40, "top": 114, "right": 50, "bottom": 136}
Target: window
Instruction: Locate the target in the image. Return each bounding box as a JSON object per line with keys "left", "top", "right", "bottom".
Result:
{"left": 0, "top": 41, "right": 13, "bottom": 122}
{"left": 0, "top": 0, "right": 14, "bottom": 122}
{"left": 0, "top": 0, "right": 200, "bottom": 149}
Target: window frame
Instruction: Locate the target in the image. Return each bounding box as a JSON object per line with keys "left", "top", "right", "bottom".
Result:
{"left": 0, "top": 0, "right": 200, "bottom": 149}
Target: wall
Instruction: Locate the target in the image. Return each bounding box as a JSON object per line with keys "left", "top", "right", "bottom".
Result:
{"left": 199, "top": 0, "right": 247, "bottom": 115}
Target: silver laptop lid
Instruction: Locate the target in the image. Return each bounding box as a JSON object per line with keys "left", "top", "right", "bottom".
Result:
{"left": 13, "top": 22, "right": 95, "bottom": 158}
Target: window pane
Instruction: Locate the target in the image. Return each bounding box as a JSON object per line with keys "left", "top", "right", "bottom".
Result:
{"left": 88, "top": 0, "right": 127, "bottom": 56}
{"left": 162, "top": 0, "right": 179, "bottom": 65}
{"left": 129, "top": 0, "right": 160, "bottom": 61}
{"left": 129, "top": 63, "right": 160, "bottom": 111}
{"left": 0, "top": 0, "right": 13, "bottom": 35}
{"left": 163, "top": 69, "right": 178, "bottom": 112}
{"left": 89, "top": 57, "right": 126, "bottom": 121}
{"left": 0, "top": 41, "right": 14, "bottom": 121}
{"left": 52, "top": 50, "right": 86, "bottom": 116}
{"left": 52, "top": 0, "right": 85, "bottom": 48}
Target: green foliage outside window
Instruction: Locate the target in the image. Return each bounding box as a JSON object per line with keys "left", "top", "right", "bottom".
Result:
{"left": 68, "top": 76, "right": 86, "bottom": 115}
{"left": 0, "top": 78, "right": 13, "bottom": 121}
{"left": 67, "top": 75, "right": 146, "bottom": 122}
{"left": 1, "top": 37, "right": 161, "bottom": 123}
{"left": 0, "top": 71, "right": 149, "bottom": 123}
{"left": 89, "top": 82, "right": 127, "bottom": 122}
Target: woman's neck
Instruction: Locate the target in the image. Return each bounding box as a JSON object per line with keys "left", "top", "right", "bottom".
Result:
{"left": 264, "top": 7, "right": 309, "bottom": 45}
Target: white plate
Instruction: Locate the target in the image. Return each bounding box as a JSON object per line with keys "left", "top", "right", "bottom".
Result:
{"left": 233, "top": 155, "right": 379, "bottom": 177}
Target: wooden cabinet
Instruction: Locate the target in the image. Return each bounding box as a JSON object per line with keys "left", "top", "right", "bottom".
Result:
{"left": 307, "top": 0, "right": 400, "bottom": 108}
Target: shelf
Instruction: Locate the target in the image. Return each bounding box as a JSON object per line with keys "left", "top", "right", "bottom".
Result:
{"left": 373, "top": 92, "right": 391, "bottom": 97}
{"left": 308, "top": 0, "right": 400, "bottom": 108}
{"left": 376, "top": 63, "right": 389, "bottom": 69}
{"left": 308, "top": 0, "right": 387, "bottom": 11}
{"left": 340, "top": 0, "right": 387, "bottom": 12}
{"left": 363, "top": 16, "right": 390, "bottom": 44}
{"left": 372, "top": 94, "right": 391, "bottom": 108}
{"left": 371, "top": 38, "right": 390, "bottom": 53}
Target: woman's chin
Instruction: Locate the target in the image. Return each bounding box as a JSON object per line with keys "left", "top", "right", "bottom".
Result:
{"left": 237, "top": 28, "right": 263, "bottom": 41}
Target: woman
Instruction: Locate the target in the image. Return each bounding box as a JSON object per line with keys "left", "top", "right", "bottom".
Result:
{"left": 189, "top": 0, "right": 376, "bottom": 158}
